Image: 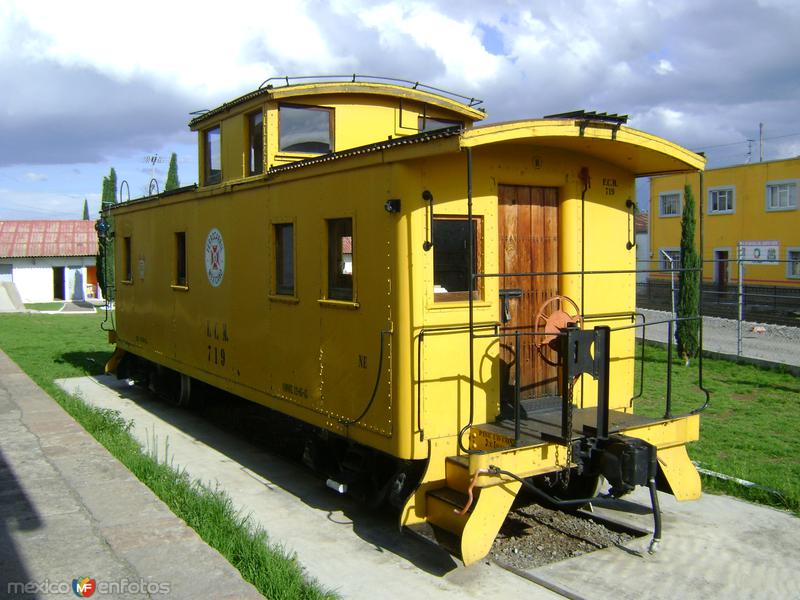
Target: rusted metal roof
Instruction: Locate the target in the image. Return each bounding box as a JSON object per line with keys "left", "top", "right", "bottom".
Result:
{"left": 0, "top": 220, "right": 98, "bottom": 258}
{"left": 635, "top": 212, "right": 648, "bottom": 234}
{"left": 268, "top": 126, "right": 461, "bottom": 175}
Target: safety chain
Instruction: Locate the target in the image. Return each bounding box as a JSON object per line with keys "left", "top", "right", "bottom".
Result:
{"left": 559, "top": 375, "right": 577, "bottom": 488}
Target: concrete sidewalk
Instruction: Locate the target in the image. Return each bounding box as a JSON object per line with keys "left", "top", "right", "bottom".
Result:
{"left": 57, "top": 374, "right": 800, "bottom": 600}
{"left": 56, "top": 376, "right": 559, "bottom": 600}
{"left": 0, "top": 349, "right": 261, "bottom": 600}
{"left": 637, "top": 308, "right": 800, "bottom": 371}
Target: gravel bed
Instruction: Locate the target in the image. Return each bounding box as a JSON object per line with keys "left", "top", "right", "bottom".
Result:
{"left": 490, "top": 502, "right": 637, "bottom": 570}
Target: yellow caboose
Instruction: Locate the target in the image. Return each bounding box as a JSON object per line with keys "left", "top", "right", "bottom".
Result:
{"left": 103, "top": 76, "right": 705, "bottom": 565}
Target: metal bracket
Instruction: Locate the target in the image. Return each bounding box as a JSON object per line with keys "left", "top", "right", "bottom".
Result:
{"left": 422, "top": 190, "right": 434, "bottom": 251}
{"left": 626, "top": 198, "right": 637, "bottom": 250}
{"left": 499, "top": 288, "right": 523, "bottom": 323}
{"left": 559, "top": 325, "right": 612, "bottom": 441}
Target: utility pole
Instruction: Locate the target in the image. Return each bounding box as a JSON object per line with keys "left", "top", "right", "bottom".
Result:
{"left": 759, "top": 123, "right": 764, "bottom": 162}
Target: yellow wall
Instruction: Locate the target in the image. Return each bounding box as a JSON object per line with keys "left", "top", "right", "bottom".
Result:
{"left": 113, "top": 137, "right": 646, "bottom": 461}
{"left": 650, "top": 157, "right": 800, "bottom": 285}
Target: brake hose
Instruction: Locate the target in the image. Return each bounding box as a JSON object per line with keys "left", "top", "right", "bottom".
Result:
{"left": 487, "top": 465, "right": 662, "bottom": 554}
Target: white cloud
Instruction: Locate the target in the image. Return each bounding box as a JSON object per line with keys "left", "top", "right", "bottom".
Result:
{"left": 356, "top": 3, "right": 504, "bottom": 86}
{"left": 4, "top": 1, "right": 338, "bottom": 98}
{"left": 654, "top": 59, "right": 674, "bottom": 75}
{"left": 24, "top": 172, "right": 47, "bottom": 182}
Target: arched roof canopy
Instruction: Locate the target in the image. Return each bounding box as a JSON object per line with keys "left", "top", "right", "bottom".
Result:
{"left": 189, "top": 80, "right": 486, "bottom": 130}
{"left": 462, "top": 119, "right": 705, "bottom": 176}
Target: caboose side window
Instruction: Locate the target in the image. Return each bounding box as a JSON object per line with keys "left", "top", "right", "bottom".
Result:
{"left": 175, "top": 232, "right": 187, "bottom": 287}
{"left": 204, "top": 126, "right": 221, "bottom": 185}
{"left": 327, "top": 218, "right": 353, "bottom": 301}
{"left": 275, "top": 223, "right": 294, "bottom": 295}
{"left": 122, "top": 236, "right": 132, "bottom": 283}
{"left": 248, "top": 110, "right": 264, "bottom": 176}
{"left": 433, "top": 216, "right": 482, "bottom": 302}
{"left": 418, "top": 116, "right": 462, "bottom": 132}
{"left": 279, "top": 105, "right": 333, "bottom": 154}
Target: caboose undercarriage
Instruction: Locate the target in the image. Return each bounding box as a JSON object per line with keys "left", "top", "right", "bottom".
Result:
{"left": 400, "top": 322, "right": 701, "bottom": 565}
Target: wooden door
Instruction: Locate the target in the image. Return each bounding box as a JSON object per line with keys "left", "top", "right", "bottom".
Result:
{"left": 498, "top": 185, "right": 559, "bottom": 402}
{"left": 715, "top": 250, "right": 728, "bottom": 291}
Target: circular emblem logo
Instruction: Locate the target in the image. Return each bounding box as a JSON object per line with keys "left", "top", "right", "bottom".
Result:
{"left": 204, "top": 228, "right": 225, "bottom": 287}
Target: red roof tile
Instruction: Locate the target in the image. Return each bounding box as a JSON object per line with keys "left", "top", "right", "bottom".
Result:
{"left": 634, "top": 212, "right": 648, "bottom": 234}
{"left": 0, "top": 220, "right": 98, "bottom": 258}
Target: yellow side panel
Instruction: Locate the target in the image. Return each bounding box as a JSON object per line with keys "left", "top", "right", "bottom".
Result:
{"left": 657, "top": 444, "right": 702, "bottom": 501}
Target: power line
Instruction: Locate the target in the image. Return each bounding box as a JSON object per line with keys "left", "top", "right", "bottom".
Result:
{"left": 694, "top": 131, "right": 800, "bottom": 151}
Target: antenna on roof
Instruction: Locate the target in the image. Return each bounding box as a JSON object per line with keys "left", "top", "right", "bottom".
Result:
{"left": 144, "top": 154, "right": 165, "bottom": 184}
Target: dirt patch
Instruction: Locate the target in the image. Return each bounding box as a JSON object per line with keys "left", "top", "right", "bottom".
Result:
{"left": 489, "top": 502, "right": 638, "bottom": 570}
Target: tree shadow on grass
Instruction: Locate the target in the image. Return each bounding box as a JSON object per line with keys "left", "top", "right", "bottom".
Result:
{"left": 57, "top": 351, "right": 111, "bottom": 377}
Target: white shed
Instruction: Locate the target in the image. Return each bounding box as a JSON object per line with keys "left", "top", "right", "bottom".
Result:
{"left": 0, "top": 220, "right": 99, "bottom": 303}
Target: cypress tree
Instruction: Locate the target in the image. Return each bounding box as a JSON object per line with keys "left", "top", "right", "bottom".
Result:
{"left": 82, "top": 198, "right": 90, "bottom": 220}
{"left": 96, "top": 169, "right": 117, "bottom": 299}
{"left": 676, "top": 184, "right": 700, "bottom": 362}
{"left": 165, "top": 153, "right": 179, "bottom": 191}
{"left": 108, "top": 168, "right": 117, "bottom": 203}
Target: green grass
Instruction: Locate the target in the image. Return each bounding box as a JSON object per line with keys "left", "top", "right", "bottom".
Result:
{"left": 0, "top": 312, "right": 335, "bottom": 600}
{"left": 24, "top": 302, "right": 65, "bottom": 311}
{"left": 634, "top": 341, "right": 800, "bottom": 514}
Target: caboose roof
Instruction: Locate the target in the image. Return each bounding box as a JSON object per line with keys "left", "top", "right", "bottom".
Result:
{"left": 188, "top": 77, "right": 486, "bottom": 129}
{"left": 462, "top": 119, "right": 706, "bottom": 176}
{"left": 268, "top": 117, "right": 705, "bottom": 178}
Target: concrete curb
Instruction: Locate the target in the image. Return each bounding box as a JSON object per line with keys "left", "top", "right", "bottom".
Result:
{"left": 640, "top": 338, "right": 800, "bottom": 376}
{"left": 0, "top": 349, "right": 262, "bottom": 600}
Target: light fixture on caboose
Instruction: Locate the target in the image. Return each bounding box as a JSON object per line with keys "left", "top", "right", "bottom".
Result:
{"left": 384, "top": 199, "right": 401, "bottom": 213}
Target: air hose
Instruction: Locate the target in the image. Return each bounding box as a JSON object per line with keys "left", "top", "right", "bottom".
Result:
{"left": 487, "top": 465, "right": 663, "bottom": 554}
{"left": 338, "top": 330, "right": 391, "bottom": 426}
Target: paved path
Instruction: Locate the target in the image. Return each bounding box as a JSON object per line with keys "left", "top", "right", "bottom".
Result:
{"left": 0, "top": 350, "right": 261, "bottom": 600}
{"left": 57, "top": 376, "right": 557, "bottom": 600}
{"left": 638, "top": 308, "right": 800, "bottom": 369}
{"left": 58, "top": 374, "right": 800, "bottom": 600}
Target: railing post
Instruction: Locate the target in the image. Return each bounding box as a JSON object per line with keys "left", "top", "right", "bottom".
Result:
{"left": 560, "top": 331, "right": 571, "bottom": 442}
{"left": 595, "top": 327, "right": 610, "bottom": 439}
{"left": 665, "top": 319, "right": 673, "bottom": 419}
{"left": 737, "top": 242, "right": 744, "bottom": 357}
{"left": 514, "top": 331, "right": 521, "bottom": 447}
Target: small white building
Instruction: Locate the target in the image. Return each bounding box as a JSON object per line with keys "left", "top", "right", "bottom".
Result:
{"left": 0, "top": 220, "right": 99, "bottom": 303}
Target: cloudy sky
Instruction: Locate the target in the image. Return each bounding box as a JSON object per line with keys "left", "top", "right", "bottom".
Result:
{"left": 1, "top": 0, "right": 799, "bottom": 219}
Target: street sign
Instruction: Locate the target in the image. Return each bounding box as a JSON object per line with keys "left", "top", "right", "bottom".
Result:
{"left": 738, "top": 240, "right": 779, "bottom": 264}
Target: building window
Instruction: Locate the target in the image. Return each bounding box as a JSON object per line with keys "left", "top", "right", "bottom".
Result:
{"left": 708, "top": 187, "right": 735, "bottom": 214}
{"left": 248, "top": 111, "right": 264, "bottom": 176}
{"left": 418, "top": 116, "right": 463, "bottom": 132}
{"left": 175, "top": 232, "right": 187, "bottom": 286}
{"left": 659, "top": 191, "right": 681, "bottom": 217}
{"left": 327, "top": 218, "right": 353, "bottom": 301}
{"left": 766, "top": 181, "right": 797, "bottom": 211}
{"left": 204, "top": 126, "right": 221, "bottom": 185}
{"left": 659, "top": 248, "right": 681, "bottom": 270}
{"left": 123, "top": 236, "right": 132, "bottom": 282}
{"left": 433, "top": 216, "right": 482, "bottom": 302}
{"left": 787, "top": 248, "right": 800, "bottom": 279}
{"left": 274, "top": 223, "right": 294, "bottom": 295}
{"left": 279, "top": 105, "right": 332, "bottom": 153}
